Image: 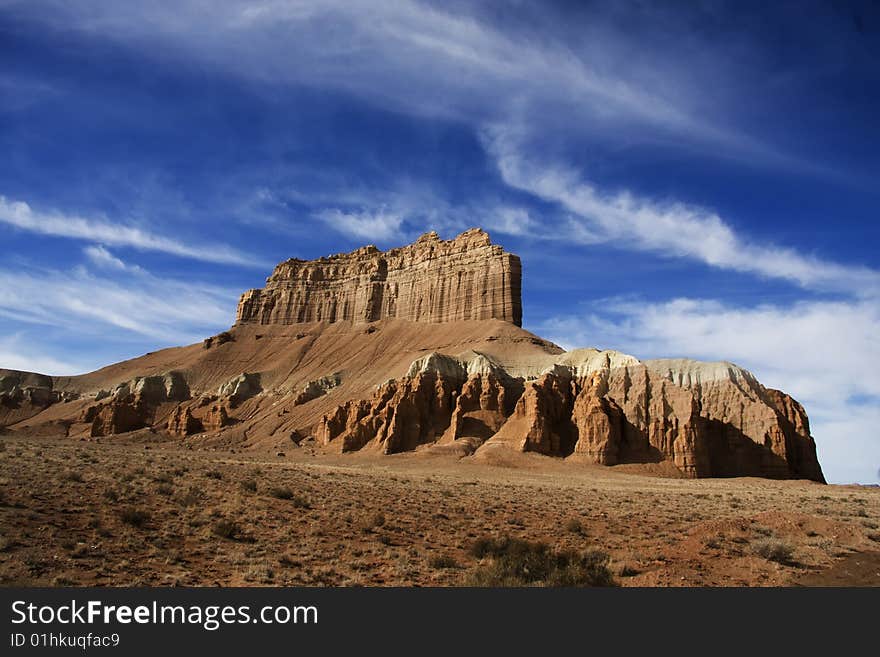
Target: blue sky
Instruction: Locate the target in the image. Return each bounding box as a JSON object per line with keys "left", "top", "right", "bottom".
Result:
{"left": 1, "top": 1, "right": 878, "bottom": 483}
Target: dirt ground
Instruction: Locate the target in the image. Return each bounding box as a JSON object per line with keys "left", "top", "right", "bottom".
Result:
{"left": 0, "top": 433, "right": 878, "bottom": 587}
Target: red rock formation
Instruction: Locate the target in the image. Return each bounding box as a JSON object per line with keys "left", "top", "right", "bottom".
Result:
{"left": 317, "top": 352, "right": 825, "bottom": 482}
{"left": 235, "top": 229, "right": 522, "bottom": 326}
{"left": 492, "top": 372, "right": 577, "bottom": 454}
{"left": 88, "top": 402, "right": 146, "bottom": 437}
{"left": 444, "top": 372, "right": 510, "bottom": 444}
{"left": 166, "top": 405, "right": 203, "bottom": 436}
{"left": 318, "top": 372, "right": 462, "bottom": 453}
{"left": 570, "top": 374, "right": 625, "bottom": 464}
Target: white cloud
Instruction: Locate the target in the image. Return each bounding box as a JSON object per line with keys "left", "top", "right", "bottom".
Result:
{"left": 0, "top": 265, "right": 237, "bottom": 345}
{"left": 4, "top": 0, "right": 803, "bottom": 167}
{"left": 315, "top": 207, "right": 404, "bottom": 241}
{"left": 487, "top": 132, "right": 880, "bottom": 296}
{"left": 82, "top": 244, "right": 142, "bottom": 272}
{"left": 6, "top": 3, "right": 850, "bottom": 279}
{"left": 539, "top": 297, "right": 880, "bottom": 484}
{"left": 0, "top": 334, "right": 92, "bottom": 376}
{"left": 0, "top": 195, "right": 258, "bottom": 267}
{"left": 483, "top": 207, "right": 541, "bottom": 238}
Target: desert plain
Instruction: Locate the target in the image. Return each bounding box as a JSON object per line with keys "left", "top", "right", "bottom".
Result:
{"left": 1, "top": 431, "right": 877, "bottom": 587}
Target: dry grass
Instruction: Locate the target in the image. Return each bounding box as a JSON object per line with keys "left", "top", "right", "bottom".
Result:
{"left": 751, "top": 537, "right": 795, "bottom": 564}
{"left": 465, "top": 536, "right": 615, "bottom": 587}
{"left": 118, "top": 508, "right": 150, "bottom": 528}
{"left": 0, "top": 434, "right": 877, "bottom": 587}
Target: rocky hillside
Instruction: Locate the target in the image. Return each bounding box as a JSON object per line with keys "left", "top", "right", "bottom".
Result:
{"left": 0, "top": 229, "right": 824, "bottom": 482}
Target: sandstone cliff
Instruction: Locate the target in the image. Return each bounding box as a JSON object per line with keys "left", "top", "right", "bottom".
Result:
{"left": 235, "top": 228, "right": 522, "bottom": 326}
{"left": 316, "top": 350, "right": 825, "bottom": 481}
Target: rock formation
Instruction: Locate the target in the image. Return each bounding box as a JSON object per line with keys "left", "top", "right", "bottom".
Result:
{"left": 317, "top": 349, "right": 825, "bottom": 481}
{"left": 0, "top": 228, "right": 825, "bottom": 482}
{"left": 80, "top": 372, "right": 192, "bottom": 437}
{"left": 217, "top": 373, "right": 261, "bottom": 407}
{"left": 293, "top": 373, "right": 342, "bottom": 406}
{"left": 0, "top": 370, "right": 78, "bottom": 425}
{"left": 235, "top": 228, "right": 522, "bottom": 326}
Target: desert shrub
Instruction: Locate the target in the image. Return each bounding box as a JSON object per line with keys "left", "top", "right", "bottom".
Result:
{"left": 268, "top": 486, "right": 294, "bottom": 500}
{"left": 205, "top": 469, "right": 223, "bottom": 480}
{"left": 564, "top": 518, "right": 584, "bottom": 535}
{"left": 240, "top": 478, "right": 257, "bottom": 493}
{"left": 465, "top": 536, "right": 615, "bottom": 587}
{"left": 156, "top": 483, "right": 174, "bottom": 496}
{"left": 704, "top": 536, "right": 722, "bottom": 549}
{"left": 468, "top": 536, "right": 499, "bottom": 559}
{"left": 62, "top": 470, "right": 84, "bottom": 482}
{"left": 119, "top": 508, "right": 150, "bottom": 528}
{"left": 751, "top": 537, "right": 794, "bottom": 564}
{"left": 153, "top": 472, "right": 173, "bottom": 484}
{"left": 178, "top": 485, "right": 205, "bottom": 506}
{"left": 102, "top": 488, "right": 119, "bottom": 502}
{"left": 267, "top": 485, "right": 311, "bottom": 508}
{"left": 290, "top": 495, "right": 312, "bottom": 509}
{"left": 360, "top": 511, "right": 386, "bottom": 532}
{"left": 212, "top": 519, "right": 240, "bottom": 540}
{"left": 429, "top": 555, "right": 458, "bottom": 569}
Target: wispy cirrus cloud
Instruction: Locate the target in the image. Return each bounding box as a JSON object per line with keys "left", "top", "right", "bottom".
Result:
{"left": 485, "top": 130, "right": 880, "bottom": 296}
{"left": 315, "top": 207, "right": 405, "bottom": 241}
{"left": 0, "top": 195, "right": 259, "bottom": 267}
{"left": 3, "top": 1, "right": 853, "bottom": 272}
{"left": 1, "top": 0, "right": 812, "bottom": 169}
{"left": 0, "top": 333, "right": 92, "bottom": 376}
{"left": 82, "top": 244, "right": 143, "bottom": 273}
{"left": 0, "top": 264, "right": 237, "bottom": 346}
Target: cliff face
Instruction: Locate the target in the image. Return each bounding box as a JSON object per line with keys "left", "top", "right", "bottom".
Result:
{"left": 316, "top": 351, "right": 825, "bottom": 482}
{"left": 235, "top": 228, "right": 522, "bottom": 326}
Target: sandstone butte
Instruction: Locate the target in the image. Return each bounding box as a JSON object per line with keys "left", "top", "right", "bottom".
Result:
{"left": 0, "top": 228, "right": 824, "bottom": 482}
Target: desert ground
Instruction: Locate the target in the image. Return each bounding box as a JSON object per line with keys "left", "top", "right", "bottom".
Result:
{"left": 0, "top": 431, "right": 877, "bottom": 587}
